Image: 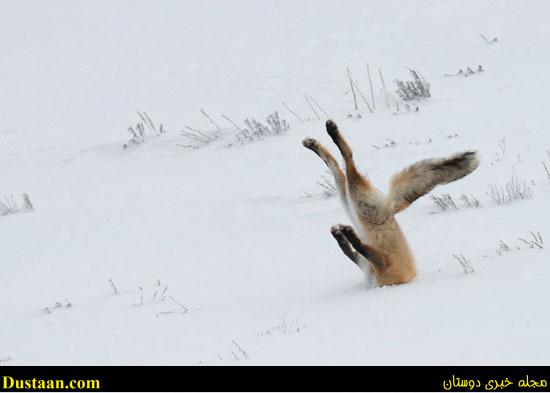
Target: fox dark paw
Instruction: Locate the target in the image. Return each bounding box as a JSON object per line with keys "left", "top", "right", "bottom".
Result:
{"left": 340, "top": 225, "right": 356, "bottom": 239}
{"left": 330, "top": 224, "right": 342, "bottom": 236}
{"left": 302, "top": 138, "right": 318, "bottom": 150}
{"left": 325, "top": 119, "right": 340, "bottom": 140}
{"left": 331, "top": 224, "right": 349, "bottom": 237}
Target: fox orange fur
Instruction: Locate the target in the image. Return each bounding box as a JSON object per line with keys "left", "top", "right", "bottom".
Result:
{"left": 303, "top": 120, "right": 480, "bottom": 287}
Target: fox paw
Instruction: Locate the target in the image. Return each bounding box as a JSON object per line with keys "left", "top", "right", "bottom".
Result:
{"left": 302, "top": 138, "right": 318, "bottom": 150}
{"left": 325, "top": 119, "right": 340, "bottom": 139}
{"left": 340, "top": 225, "right": 356, "bottom": 238}
{"left": 330, "top": 224, "right": 345, "bottom": 236}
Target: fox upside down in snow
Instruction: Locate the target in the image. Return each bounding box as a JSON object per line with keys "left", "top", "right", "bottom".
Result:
{"left": 302, "top": 120, "right": 480, "bottom": 287}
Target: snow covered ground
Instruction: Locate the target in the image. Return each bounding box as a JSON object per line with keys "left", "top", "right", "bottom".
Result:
{"left": 1, "top": 0, "right": 550, "bottom": 365}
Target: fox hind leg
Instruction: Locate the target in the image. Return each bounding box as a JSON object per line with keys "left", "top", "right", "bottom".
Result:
{"left": 303, "top": 138, "right": 348, "bottom": 209}
{"left": 325, "top": 120, "right": 352, "bottom": 160}
{"left": 325, "top": 120, "right": 387, "bottom": 225}
{"left": 324, "top": 120, "right": 367, "bottom": 189}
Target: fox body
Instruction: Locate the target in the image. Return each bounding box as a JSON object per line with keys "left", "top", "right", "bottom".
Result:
{"left": 303, "top": 120, "right": 479, "bottom": 286}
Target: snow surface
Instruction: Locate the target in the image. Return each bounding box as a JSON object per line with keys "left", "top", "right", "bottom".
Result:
{"left": 1, "top": 0, "right": 550, "bottom": 365}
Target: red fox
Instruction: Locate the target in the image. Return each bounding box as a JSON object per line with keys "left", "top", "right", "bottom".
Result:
{"left": 303, "top": 120, "right": 480, "bottom": 287}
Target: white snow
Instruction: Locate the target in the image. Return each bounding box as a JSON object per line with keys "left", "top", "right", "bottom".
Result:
{"left": 1, "top": 0, "right": 550, "bottom": 365}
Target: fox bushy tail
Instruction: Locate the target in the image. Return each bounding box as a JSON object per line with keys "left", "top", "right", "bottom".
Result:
{"left": 388, "top": 151, "right": 480, "bottom": 214}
